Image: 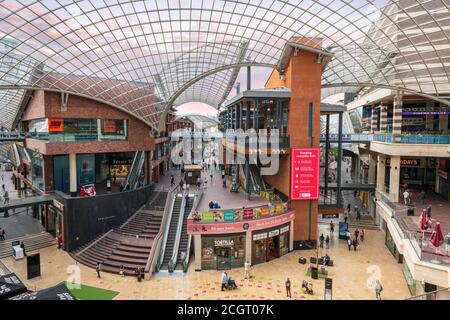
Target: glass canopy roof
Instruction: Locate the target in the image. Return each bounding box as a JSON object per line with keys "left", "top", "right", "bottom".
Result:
{"left": 0, "top": 0, "right": 449, "bottom": 131}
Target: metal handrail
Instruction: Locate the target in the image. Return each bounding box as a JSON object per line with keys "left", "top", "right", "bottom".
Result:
{"left": 149, "top": 187, "right": 176, "bottom": 274}
{"left": 155, "top": 190, "right": 177, "bottom": 272}
{"left": 405, "top": 286, "right": 450, "bottom": 300}
{"left": 182, "top": 190, "right": 203, "bottom": 272}
{"left": 168, "top": 189, "right": 187, "bottom": 272}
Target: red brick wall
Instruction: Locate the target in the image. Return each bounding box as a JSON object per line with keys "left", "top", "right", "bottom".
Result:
{"left": 23, "top": 92, "right": 155, "bottom": 155}
{"left": 22, "top": 90, "right": 46, "bottom": 120}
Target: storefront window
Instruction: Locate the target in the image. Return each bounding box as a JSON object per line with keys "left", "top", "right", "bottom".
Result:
{"left": 27, "top": 148, "right": 44, "bottom": 190}
{"left": 252, "top": 224, "right": 290, "bottom": 265}
{"left": 201, "top": 234, "right": 246, "bottom": 270}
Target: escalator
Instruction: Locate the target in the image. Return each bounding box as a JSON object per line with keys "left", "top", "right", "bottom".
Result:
{"left": 159, "top": 196, "right": 182, "bottom": 270}
{"left": 249, "top": 164, "right": 267, "bottom": 192}
{"left": 123, "top": 151, "right": 145, "bottom": 190}
{"left": 174, "top": 195, "right": 194, "bottom": 271}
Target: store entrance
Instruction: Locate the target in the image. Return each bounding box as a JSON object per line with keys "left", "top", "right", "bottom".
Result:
{"left": 266, "top": 236, "right": 280, "bottom": 261}
{"left": 46, "top": 205, "right": 62, "bottom": 237}
{"left": 216, "top": 247, "right": 231, "bottom": 270}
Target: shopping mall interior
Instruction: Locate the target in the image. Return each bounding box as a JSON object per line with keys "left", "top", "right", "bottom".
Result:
{"left": 0, "top": 0, "right": 449, "bottom": 301}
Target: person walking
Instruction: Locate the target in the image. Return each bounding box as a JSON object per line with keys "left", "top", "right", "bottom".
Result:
{"left": 285, "top": 278, "right": 291, "bottom": 298}
{"left": 426, "top": 204, "right": 432, "bottom": 219}
{"left": 325, "top": 235, "right": 330, "bottom": 249}
{"left": 3, "top": 190, "right": 9, "bottom": 205}
{"left": 375, "top": 280, "right": 383, "bottom": 300}
{"left": 210, "top": 172, "right": 213, "bottom": 182}
{"left": 56, "top": 233, "right": 63, "bottom": 249}
{"left": 95, "top": 263, "right": 102, "bottom": 278}
{"left": 355, "top": 228, "right": 360, "bottom": 241}
{"left": 0, "top": 227, "right": 4, "bottom": 240}
{"left": 360, "top": 229, "right": 365, "bottom": 242}
{"left": 244, "top": 261, "right": 251, "bottom": 279}
{"left": 403, "top": 189, "right": 410, "bottom": 205}
{"left": 419, "top": 190, "right": 426, "bottom": 204}
{"left": 347, "top": 203, "right": 351, "bottom": 214}
{"left": 119, "top": 265, "right": 125, "bottom": 277}
{"left": 221, "top": 271, "right": 228, "bottom": 291}
{"left": 170, "top": 175, "right": 174, "bottom": 187}
{"left": 330, "top": 220, "right": 335, "bottom": 234}
{"left": 356, "top": 208, "right": 361, "bottom": 221}
{"left": 347, "top": 238, "right": 352, "bottom": 251}
{"left": 319, "top": 233, "right": 324, "bottom": 248}
{"left": 344, "top": 212, "right": 348, "bottom": 223}
{"left": 352, "top": 237, "right": 358, "bottom": 251}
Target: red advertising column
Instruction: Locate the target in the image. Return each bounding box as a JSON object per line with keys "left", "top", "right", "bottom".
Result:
{"left": 290, "top": 148, "right": 320, "bottom": 200}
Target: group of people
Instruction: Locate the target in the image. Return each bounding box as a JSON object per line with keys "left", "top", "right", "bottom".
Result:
{"left": 346, "top": 228, "right": 364, "bottom": 251}
{"left": 208, "top": 201, "right": 221, "bottom": 209}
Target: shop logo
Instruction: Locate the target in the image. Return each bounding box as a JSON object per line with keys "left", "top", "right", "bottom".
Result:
{"left": 243, "top": 223, "right": 249, "bottom": 230}
{"left": 214, "top": 239, "right": 234, "bottom": 247}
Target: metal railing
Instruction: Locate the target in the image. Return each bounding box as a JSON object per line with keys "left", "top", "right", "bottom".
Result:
{"left": 168, "top": 189, "right": 187, "bottom": 272}
{"left": 405, "top": 286, "right": 450, "bottom": 300}
{"left": 182, "top": 190, "right": 203, "bottom": 272}
{"left": 147, "top": 185, "right": 177, "bottom": 276}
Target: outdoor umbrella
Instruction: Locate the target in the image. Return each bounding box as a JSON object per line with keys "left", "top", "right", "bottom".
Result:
{"left": 430, "top": 222, "right": 444, "bottom": 248}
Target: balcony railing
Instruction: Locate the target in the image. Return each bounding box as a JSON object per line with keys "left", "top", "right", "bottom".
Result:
{"left": 374, "top": 133, "right": 450, "bottom": 144}
{"left": 25, "top": 132, "right": 127, "bottom": 142}
{"left": 376, "top": 191, "right": 450, "bottom": 267}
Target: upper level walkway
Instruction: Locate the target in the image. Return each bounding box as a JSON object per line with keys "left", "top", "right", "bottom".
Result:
{"left": 320, "top": 133, "right": 450, "bottom": 144}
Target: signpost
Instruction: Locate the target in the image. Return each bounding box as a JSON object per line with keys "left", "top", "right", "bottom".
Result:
{"left": 324, "top": 278, "right": 333, "bottom": 300}
{"left": 290, "top": 148, "right": 320, "bottom": 200}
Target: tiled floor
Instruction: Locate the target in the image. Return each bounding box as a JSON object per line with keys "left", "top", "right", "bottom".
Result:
{"left": 1, "top": 225, "right": 411, "bottom": 300}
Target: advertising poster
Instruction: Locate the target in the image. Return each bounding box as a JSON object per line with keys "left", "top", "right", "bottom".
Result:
{"left": 103, "top": 120, "right": 116, "bottom": 133}
{"left": 252, "top": 207, "right": 262, "bottom": 219}
{"left": 243, "top": 208, "right": 254, "bottom": 220}
{"left": 202, "top": 211, "right": 214, "bottom": 222}
{"left": 290, "top": 148, "right": 320, "bottom": 200}
{"left": 261, "top": 206, "right": 270, "bottom": 217}
{"left": 234, "top": 209, "right": 244, "bottom": 221}
{"left": 77, "top": 154, "right": 95, "bottom": 186}
{"left": 223, "top": 210, "right": 235, "bottom": 222}
{"left": 275, "top": 204, "right": 284, "bottom": 214}
{"left": 212, "top": 210, "right": 224, "bottom": 222}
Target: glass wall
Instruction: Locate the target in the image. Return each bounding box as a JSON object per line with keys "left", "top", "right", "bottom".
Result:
{"left": 53, "top": 155, "right": 69, "bottom": 193}
{"left": 201, "top": 234, "right": 246, "bottom": 270}
{"left": 77, "top": 154, "right": 95, "bottom": 187}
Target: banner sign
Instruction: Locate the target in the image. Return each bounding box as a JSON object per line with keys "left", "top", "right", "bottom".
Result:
{"left": 290, "top": 148, "right": 320, "bottom": 200}
{"left": 223, "top": 210, "right": 235, "bottom": 222}
{"left": 188, "top": 212, "right": 295, "bottom": 235}
{"left": 386, "top": 158, "right": 420, "bottom": 167}
{"left": 48, "top": 118, "right": 63, "bottom": 132}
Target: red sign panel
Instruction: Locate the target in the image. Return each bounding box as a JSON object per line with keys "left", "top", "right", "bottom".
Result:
{"left": 103, "top": 120, "right": 116, "bottom": 133}
{"left": 290, "top": 148, "right": 320, "bottom": 200}
{"left": 48, "top": 118, "right": 63, "bottom": 132}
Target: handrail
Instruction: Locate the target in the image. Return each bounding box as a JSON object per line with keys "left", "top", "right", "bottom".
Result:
{"left": 155, "top": 190, "right": 177, "bottom": 272}
{"left": 145, "top": 183, "right": 178, "bottom": 276}
{"left": 123, "top": 151, "right": 139, "bottom": 190}
{"left": 182, "top": 190, "right": 203, "bottom": 272}
{"left": 168, "top": 189, "right": 187, "bottom": 272}
{"left": 405, "top": 286, "right": 450, "bottom": 300}
{"left": 132, "top": 151, "right": 146, "bottom": 189}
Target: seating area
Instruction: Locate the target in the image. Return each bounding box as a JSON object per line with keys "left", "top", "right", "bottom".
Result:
{"left": 72, "top": 192, "right": 168, "bottom": 275}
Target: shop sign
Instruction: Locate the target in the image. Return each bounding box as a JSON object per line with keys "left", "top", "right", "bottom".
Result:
{"left": 214, "top": 239, "right": 234, "bottom": 247}
{"left": 223, "top": 210, "right": 235, "bottom": 222}
{"left": 103, "top": 120, "right": 116, "bottom": 133}
{"left": 202, "top": 212, "right": 215, "bottom": 222}
{"left": 188, "top": 212, "right": 295, "bottom": 235}
{"left": 437, "top": 169, "right": 448, "bottom": 180}
{"left": 48, "top": 118, "right": 63, "bottom": 132}
{"left": 290, "top": 148, "right": 320, "bottom": 200}
{"left": 386, "top": 158, "right": 420, "bottom": 167}
{"left": 268, "top": 229, "right": 280, "bottom": 237}
{"left": 243, "top": 209, "right": 254, "bottom": 220}
{"left": 260, "top": 206, "right": 270, "bottom": 217}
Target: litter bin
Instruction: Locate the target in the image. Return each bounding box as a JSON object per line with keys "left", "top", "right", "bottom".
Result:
{"left": 311, "top": 267, "right": 319, "bottom": 280}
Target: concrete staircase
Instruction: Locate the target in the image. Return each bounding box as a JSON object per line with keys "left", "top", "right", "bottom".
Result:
{"left": 0, "top": 231, "right": 56, "bottom": 259}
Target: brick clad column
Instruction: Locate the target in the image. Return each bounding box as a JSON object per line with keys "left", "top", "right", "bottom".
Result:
{"left": 69, "top": 153, "right": 77, "bottom": 197}
{"left": 379, "top": 105, "right": 388, "bottom": 132}
{"left": 370, "top": 106, "right": 378, "bottom": 133}
{"left": 393, "top": 92, "right": 403, "bottom": 142}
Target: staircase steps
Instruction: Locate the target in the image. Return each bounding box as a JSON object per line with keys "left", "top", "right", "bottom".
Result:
{"left": 0, "top": 231, "right": 56, "bottom": 259}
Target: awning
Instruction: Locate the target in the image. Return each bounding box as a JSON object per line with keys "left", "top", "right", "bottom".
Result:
{"left": 10, "top": 282, "right": 76, "bottom": 300}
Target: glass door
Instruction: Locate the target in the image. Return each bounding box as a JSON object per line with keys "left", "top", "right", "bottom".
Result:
{"left": 216, "top": 247, "right": 231, "bottom": 270}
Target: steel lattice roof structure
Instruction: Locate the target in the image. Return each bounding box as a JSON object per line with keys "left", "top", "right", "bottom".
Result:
{"left": 0, "top": 0, "right": 449, "bottom": 132}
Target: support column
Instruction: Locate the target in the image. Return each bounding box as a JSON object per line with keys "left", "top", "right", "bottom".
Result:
{"left": 246, "top": 101, "right": 251, "bottom": 130}
{"left": 389, "top": 156, "right": 401, "bottom": 202}
{"left": 379, "top": 105, "right": 388, "bottom": 132}
{"left": 245, "top": 230, "right": 252, "bottom": 265}
{"left": 336, "top": 112, "right": 343, "bottom": 206}
{"left": 194, "top": 234, "right": 202, "bottom": 271}
{"left": 254, "top": 99, "right": 259, "bottom": 131}
{"left": 393, "top": 92, "right": 403, "bottom": 142}
{"left": 425, "top": 101, "right": 434, "bottom": 131}
{"left": 376, "top": 155, "right": 386, "bottom": 193}
{"left": 368, "top": 153, "right": 377, "bottom": 184}
{"left": 324, "top": 114, "right": 330, "bottom": 197}
{"left": 439, "top": 103, "right": 448, "bottom": 133}
{"left": 371, "top": 106, "right": 378, "bottom": 133}
{"left": 289, "top": 220, "right": 294, "bottom": 251}
{"left": 69, "top": 153, "right": 77, "bottom": 197}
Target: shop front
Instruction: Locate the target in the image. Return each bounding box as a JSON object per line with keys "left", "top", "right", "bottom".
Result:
{"left": 384, "top": 224, "right": 403, "bottom": 263}
{"left": 189, "top": 208, "right": 295, "bottom": 271}
{"left": 201, "top": 234, "right": 246, "bottom": 270}
{"left": 252, "top": 224, "right": 290, "bottom": 265}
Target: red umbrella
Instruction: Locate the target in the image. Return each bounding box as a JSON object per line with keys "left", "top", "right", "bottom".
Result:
{"left": 419, "top": 209, "right": 428, "bottom": 231}
{"left": 430, "top": 222, "right": 444, "bottom": 248}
